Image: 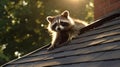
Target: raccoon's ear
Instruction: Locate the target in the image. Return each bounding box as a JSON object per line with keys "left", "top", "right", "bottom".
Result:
{"left": 61, "top": 10, "right": 70, "bottom": 18}
{"left": 46, "top": 16, "right": 54, "bottom": 23}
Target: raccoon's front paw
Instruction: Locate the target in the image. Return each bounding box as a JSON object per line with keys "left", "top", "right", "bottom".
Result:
{"left": 47, "top": 45, "right": 55, "bottom": 50}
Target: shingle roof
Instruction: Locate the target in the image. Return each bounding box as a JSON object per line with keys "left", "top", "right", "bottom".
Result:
{"left": 1, "top": 10, "right": 120, "bottom": 67}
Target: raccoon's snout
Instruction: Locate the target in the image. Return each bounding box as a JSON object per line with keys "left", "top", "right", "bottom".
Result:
{"left": 55, "top": 27, "right": 61, "bottom": 31}
{"left": 56, "top": 27, "right": 62, "bottom": 31}
{"left": 55, "top": 25, "right": 64, "bottom": 31}
{"left": 57, "top": 27, "right": 61, "bottom": 31}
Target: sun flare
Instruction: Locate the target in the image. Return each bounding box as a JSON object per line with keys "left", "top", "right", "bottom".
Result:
{"left": 69, "top": 0, "right": 80, "bottom": 2}
{"left": 65, "top": 0, "right": 84, "bottom": 5}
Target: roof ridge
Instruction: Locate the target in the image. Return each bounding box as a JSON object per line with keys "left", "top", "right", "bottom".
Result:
{"left": 79, "top": 11, "right": 120, "bottom": 35}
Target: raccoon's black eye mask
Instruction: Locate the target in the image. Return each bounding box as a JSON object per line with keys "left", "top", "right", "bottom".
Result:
{"left": 52, "top": 23, "right": 57, "bottom": 30}
{"left": 60, "top": 22, "right": 69, "bottom": 26}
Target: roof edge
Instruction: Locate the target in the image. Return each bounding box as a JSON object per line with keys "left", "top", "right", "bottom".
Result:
{"left": 79, "top": 9, "right": 120, "bottom": 34}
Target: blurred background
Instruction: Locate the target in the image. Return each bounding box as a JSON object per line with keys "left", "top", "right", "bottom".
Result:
{"left": 0, "top": 0, "right": 94, "bottom": 65}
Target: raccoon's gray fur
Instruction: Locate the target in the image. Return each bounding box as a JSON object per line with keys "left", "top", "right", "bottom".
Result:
{"left": 46, "top": 10, "right": 88, "bottom": 50}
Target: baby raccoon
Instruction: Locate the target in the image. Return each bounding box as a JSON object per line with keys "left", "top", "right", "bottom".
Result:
{"left": 46, "top": 10, "right": 88, "bottom": 50}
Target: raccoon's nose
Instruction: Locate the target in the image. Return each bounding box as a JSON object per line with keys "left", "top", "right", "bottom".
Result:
{"left": 57, "top": 27, "right": 61, "bottom": 31}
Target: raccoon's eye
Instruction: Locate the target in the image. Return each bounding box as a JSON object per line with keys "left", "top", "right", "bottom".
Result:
{"left": 60, "top": 22, "right": 69, "bottom": 26}
{"left": 52, "top": 23, "right": 57, "bottom": 30}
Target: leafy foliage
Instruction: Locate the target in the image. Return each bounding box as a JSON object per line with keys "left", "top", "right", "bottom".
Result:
{"left": 0, "top": 0, "right": 94, "bottom": 65}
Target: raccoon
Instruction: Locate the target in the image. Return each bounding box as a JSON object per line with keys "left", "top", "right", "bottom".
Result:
{"left": 46, "top": 10, "right": 88, "bottom": 50}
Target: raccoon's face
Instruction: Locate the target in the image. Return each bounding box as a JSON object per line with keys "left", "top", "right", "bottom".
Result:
{"left": 49, "top": 17, "right": 71, "bottom": 32}
{"left": 46, "top": 10, "right": 74, "bottom": 32}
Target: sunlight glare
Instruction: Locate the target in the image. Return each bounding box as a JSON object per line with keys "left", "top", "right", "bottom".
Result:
{"left": 23, "top": 1, "right": 28, "bottom": 6}
{"left": 14, "top": 51, "right": 21, "bottom": 58}
{"left": 69, "top": 0, "right": 80, "bottom": 2}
